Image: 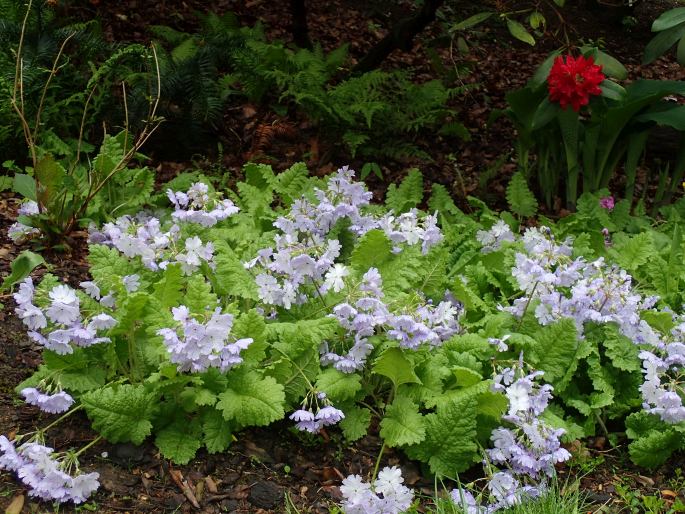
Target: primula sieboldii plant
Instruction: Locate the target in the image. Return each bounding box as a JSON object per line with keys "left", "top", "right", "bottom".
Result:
{"left": 474, "top": 217, "right": 685, "bottom": 465}
{"left": 7, "top": 164, "right": 685, "bottom": 506}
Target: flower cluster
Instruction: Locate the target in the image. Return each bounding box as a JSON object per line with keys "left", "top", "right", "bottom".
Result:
{"left": 14, "top": 278, "right": 116, "bottom": 357}
{"left": 0, "top": 436, "right": 99, "bottom": 504}
{"left": 90, "top": 213, "right": 216, "bottom": 275}
{"left": 248, "top": 167, "right": 443, "bottom": 309}
{"left": 157, "top": 306, "right": 253, "bottom": 373}
{"left": 8, "top": 200, "right": 41, "bottom": 242}
{"left": 340, "top": 466, "right": 413, "bottom": 514}
{"left": 638, "top": 314, "right": 685, "bottom": 423}
{"left": 289, "top": 391, "right": 345, "bottom": 434}
{"left": 167, "top": 182, "right": 239, "bottom": 226}
{"left": 452, "top": 359, "right": 570, "bottom": 513}
{"left": 476, "top": 220, "right": 516, "bottom": 254}
{"left": 320, "top": 268, "right": 462, "bottom": 372}
{"left": 547, "top": 54, "right": 605, "bottom": 112}
{"left": 21, "top": 388, "right": 74, "bottom": 414}
{"left": 496, "top": 226, "right": 655, "bottom": 341}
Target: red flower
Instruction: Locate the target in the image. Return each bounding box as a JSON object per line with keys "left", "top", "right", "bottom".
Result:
{"left": 547, "top": 55, "right": 605, "bottom": 112}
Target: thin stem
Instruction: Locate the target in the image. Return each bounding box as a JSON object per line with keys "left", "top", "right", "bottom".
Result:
{"left": 41, "top": 404, "right": 84, "bottom": 433}
{"left": 32, "top": 32, "right": 75, "bottom": 146}
{"left": 371, "top": 441, "right": 386, "bottom": 483}
{"left": 516, "top": 280, "right": 539, "bottom": 331}
{"left": 72, "top": 435, "right": 103, "bottom": 458}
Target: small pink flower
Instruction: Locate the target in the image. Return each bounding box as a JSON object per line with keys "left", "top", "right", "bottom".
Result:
{"left": 599, "top": 196, "right": 615, "bottom": 210}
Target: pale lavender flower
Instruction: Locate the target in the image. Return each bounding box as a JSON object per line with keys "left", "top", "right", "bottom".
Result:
{"left": 21, "top": 388, "right": 74, "bottom": 414}
{"left": 8, "top": 201, "right": 40, "bottom": 242}
{"left": 157, "top": 306, "right": 253, "bottom": 373}
{"left": 122, "top": 274, "right": 140, "bottom": 293}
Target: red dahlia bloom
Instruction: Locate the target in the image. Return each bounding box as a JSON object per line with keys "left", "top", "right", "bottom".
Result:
{"left": 547, "top": 55, "right": 605, "bottom": 112}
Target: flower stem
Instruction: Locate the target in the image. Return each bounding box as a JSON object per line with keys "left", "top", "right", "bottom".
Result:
{"left": 73, "top": 435, "right": 103, "bottom": 458}
{"left": 371, "top": 441, "right": 386, "bottom": 483}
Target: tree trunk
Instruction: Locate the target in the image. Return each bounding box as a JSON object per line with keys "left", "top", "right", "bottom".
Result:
{"left": 290, "top": 0, "right": 313, "bottom": 49}
{"left": 352, "top": 0, "right": 445, "bottom": 74}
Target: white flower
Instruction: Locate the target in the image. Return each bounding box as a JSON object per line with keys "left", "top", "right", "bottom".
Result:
{"left": 374, "top": 466, "right": 404, "bottom": 496}
{"left": 324, "top": 264, "right": 349, "bottom": 293}
{"left": 49, "top": 285, "right": 78, "bottom": 306}
{"left": 506, "top": 382, "right": 531, "bottom": 414}
{"left": 87, "top": 313, "right": 117, "bottom": 331}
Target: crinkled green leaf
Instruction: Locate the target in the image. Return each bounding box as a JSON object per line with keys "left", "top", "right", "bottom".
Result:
{"left": 82, "top": 384, "right": 156, "bottom": 444}
{"left": 202, "top": 409, "right": 234, "bottom": 453}
{"left": 380, "top": 397, "right": 426, "bottom": 447}
{"left": 373, "top": 347, "right": 421, "bottom": 388}
{"left": 217, "top": 370, "right": 285, "bottom": 427}
{"left": 340, "top": 406, "right": 371, "bottom": 442}
{"left": 315, "top": 368, "right": 362, "bottom": 402}
{"left": 155, "top": 418, "right": 202, "bottom": 464}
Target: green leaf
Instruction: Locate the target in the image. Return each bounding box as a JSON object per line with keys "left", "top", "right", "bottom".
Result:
{"left": 155, "top": 418, "right": 202, "bottom": 464}
{"left": 600, "top": 80, "right": 627, "bottom": 101}
{"left": 587, "top": 49, "right": 627, "bottom": 80}
{"left": 34, "top": 155, "right": 65, "bottom": 208}
{"left": 385, "top": 169, "right": 423, "bottom": 213}
{"left": 202, "top": 409, "right": 234, "bottom": 453}
{"left": 380, "top": 397, "right": 426, "bottom": 447}
{"left": 506, "top": 19, "right": 535, "bottom": 46}
{"left": 644, "top": 23, "right": 685, "bottom": 64}
{"left": 677, "top": 34, "right": 685, "bottom": 66}
{"left": 351, "top": 229, "right": 393, "bottom": 272}
{"left": 452, "top": 12, "right": 492, "bottom": 31}
{"left": 453, "top": 367, "right": 483, "bottom": 388}
{"left": 603, "top": 327, "right": 640, "bottom": 372}
{"left": 153, "top": 264, "right": 183, "bottom": 308}
{"left": 506, "top": 172, "right": 538, "bottom": 217}
{"left": 13, "top": 174, "right": 36, "bottom": 201}
{"left": 233, "top": 310, "right": 268, "bottom": 365}
{"left": 373, "top": 347, "right": 421, "bottom": 388}
{"left": 315, "top": 368, "right": 362, "bottom": 402}
{"left": 652, "top": 7, "right": 685, "bottom": 32}
{"left": 609, "top": 232, "right": 653, "bottom": 270}
{"left": 410, "top": 393, "right": 479, "bottom": 475}
{"left": 212, "top": 241, "right": 260, "bottom": 300}
{"left": 530, "top": 319, "right": 579, "bottom": 388}
{"left": 82, "top": 384, "right": 156, "bottom": 444}
{"left": 217, "top": 370, "right": 285, "bottom": 427}
{"left": 629, "top": 429, "right": 682, "bottom": 468}
{"left": 340, "top": 406, "right": 371, "bottom": 442}
{"left": 185, "top": 275, "right": 218, "bottom": 313}
{"left": 1, "top": 251, "right": 45, "bottom": 292}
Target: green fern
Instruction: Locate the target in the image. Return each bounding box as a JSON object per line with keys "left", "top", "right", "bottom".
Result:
{"left": 506, "top": 172, "right": 538, "bottom": 217}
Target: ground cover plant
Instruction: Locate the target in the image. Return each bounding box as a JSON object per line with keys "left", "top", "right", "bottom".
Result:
{"left": 3, "top": 163, "right": 685, "bottom": 512}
